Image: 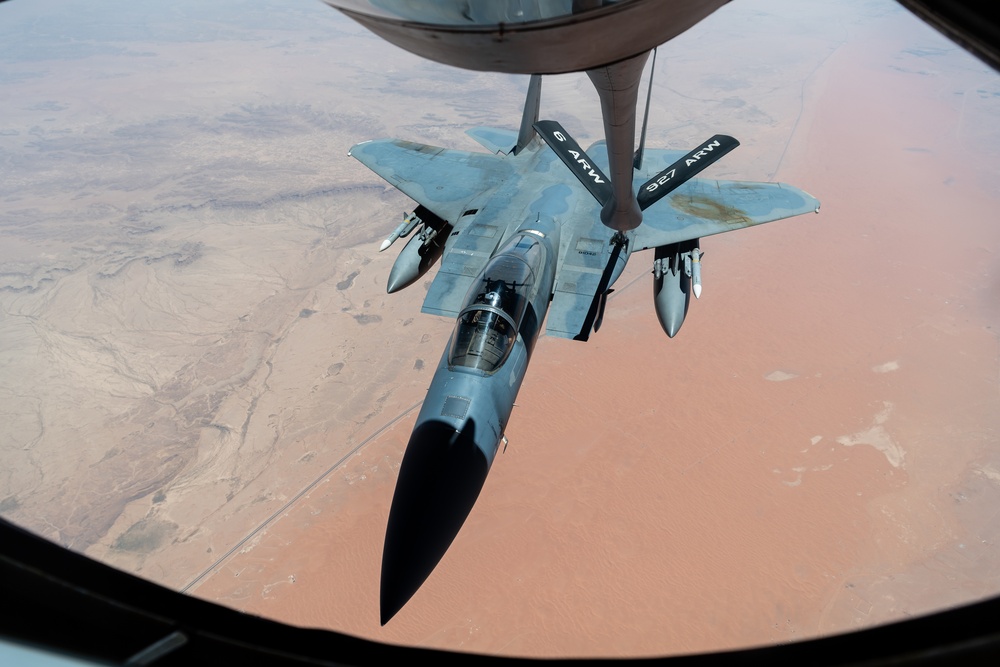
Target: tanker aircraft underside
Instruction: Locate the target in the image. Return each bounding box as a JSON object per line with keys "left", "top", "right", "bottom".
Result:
{"left": 349, "top": 55, "right": 819, "bottom": 623}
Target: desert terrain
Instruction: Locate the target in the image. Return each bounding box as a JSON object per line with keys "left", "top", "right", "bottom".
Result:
{"left": 1, "top": 0, "right": 999, "bottom": 659}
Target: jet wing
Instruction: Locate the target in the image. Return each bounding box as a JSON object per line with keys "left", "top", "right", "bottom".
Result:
{"left": 544, "top": 177, "right": 818, "bottom": 340}
{"left": 543, "top": 143, "right": 817, "bottom": 339}
{"left": 350, "top": 138, "right": 516, "bottom": 319}
{"left": 349, "top": 139, "right": 513, "bottom": 224}
{"left": 633, "top": 178, "right": 819, "bottom": 250}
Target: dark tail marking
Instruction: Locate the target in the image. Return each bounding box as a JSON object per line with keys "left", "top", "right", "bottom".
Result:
{"left": 637, "top": 134, "right": 740, "bottom": 211}
{"left": 534, "top": 119, "right": 613, "bottom": 205}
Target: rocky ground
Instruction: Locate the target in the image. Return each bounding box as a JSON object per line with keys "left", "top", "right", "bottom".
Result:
{"left": 1, "top": 0, "right": 999, "bottom": 658}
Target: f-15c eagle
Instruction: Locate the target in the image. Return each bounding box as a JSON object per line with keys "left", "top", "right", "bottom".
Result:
{"left": 349, "top": 52, "right": 819, "bottom": 622}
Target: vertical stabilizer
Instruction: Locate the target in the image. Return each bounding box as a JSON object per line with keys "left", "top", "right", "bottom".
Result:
{"left": 514, "top": 74, "right": 542, "bottom": 155}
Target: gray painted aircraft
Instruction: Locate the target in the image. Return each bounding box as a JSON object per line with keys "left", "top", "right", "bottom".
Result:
{"left": 329, "top": 0, "right": 818, "bottom": 624}
{"left": 350, "top": 65, "right": 818, "bottom": 624}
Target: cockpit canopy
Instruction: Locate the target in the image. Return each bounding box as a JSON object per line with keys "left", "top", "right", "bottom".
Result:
{"left": 447, "top": 239, "right": 541, "bottom": 373}
{"left": 470, "top": 255, "right": 532, "bottom": 324}
{"left": 447, "top": 308, "right": 516, "bottom": 373}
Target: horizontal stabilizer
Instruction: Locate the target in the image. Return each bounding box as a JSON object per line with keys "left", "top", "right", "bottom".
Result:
{"left": 534, "top": 120, "right": 613, "bottom": 205}
{"left": 465, "top": 127, "right": 518, "bottom": 155}
{"left": 637, "top": 135, "right": 739, "bottom": 211}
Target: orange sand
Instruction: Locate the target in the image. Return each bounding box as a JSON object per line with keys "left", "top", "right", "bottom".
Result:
{"left": 194, "top": 9, "right": 1000, "bottom": 658}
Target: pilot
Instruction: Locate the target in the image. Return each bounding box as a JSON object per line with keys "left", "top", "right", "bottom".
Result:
{"left": 478, "top": 277, "right": 511, "bottom": 311}
{"left": 483, "top": 290, "right": 502, "bottom": 308}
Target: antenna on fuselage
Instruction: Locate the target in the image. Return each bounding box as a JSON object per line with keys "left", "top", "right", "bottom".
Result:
{"left": 633, "top": 47, "right": 657, "bottom": 171}
{"left": 514, "top": 74, "right": 542, "bottom": 155}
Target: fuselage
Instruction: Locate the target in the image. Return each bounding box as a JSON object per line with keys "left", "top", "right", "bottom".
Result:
{"left": 409, "top": 213, "right": 560, "bottom": 469}
{"left": 379, "top": 156, "right": 566, "bottom": 621}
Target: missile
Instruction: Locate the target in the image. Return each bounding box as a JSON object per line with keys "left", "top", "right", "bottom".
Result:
{"left": 692, "top": 248, "right": 702, "bottom": 299}
{"left": 379, "top": 212, "right": 422, "bottom": 252}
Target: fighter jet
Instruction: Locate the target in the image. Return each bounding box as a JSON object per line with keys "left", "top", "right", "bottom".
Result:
{"left": 349, "top": 49, "right": 819, "bottom": 622}
{"left": 3, "top": 2, "right": 999, "bottom": 664}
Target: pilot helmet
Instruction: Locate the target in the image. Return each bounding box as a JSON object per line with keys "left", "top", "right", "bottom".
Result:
{"left": 484, "top": 290, "right": 502, "bottom": 308}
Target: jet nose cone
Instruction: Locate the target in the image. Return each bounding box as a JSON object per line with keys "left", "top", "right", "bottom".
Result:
{"left": 380, "top": 419, "right": 491, "bottom": 624}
